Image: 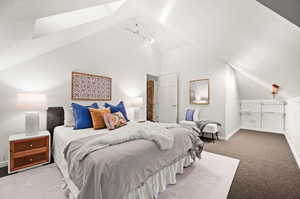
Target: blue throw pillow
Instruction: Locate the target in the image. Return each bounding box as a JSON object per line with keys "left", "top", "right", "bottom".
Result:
{"left": 186, "top": 109, "right": 195, "bottom": 121}
{"left": 72, "top": 103, "right": 99, "bottom": 130}
{"left": 104, "top": 101, "right": 129, "bottom": 121}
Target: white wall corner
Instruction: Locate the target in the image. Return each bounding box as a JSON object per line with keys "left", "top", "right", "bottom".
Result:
{"left": 218, "top": 127, "right": 240, "bottom": 140}
{"left": 225, "top": 127, "right": 240, "bottom": 140}
{"left": 0, "top": 161, "right": 8, "bottom": 168}
{"left": 285, "top": 134, "right": 300, "bottom": 169}
{"left": 224, "top": 65, "right": 241, "bottom": 140}
{"left": 285, "top": 97, "right": 300, "bottom": 169}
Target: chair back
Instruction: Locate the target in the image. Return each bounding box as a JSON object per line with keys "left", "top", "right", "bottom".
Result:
{"left": 184, "top": 107, "right": 200, "bottom": 121}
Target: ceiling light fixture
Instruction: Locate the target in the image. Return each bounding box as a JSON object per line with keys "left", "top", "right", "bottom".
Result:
{"left": 125, "top": 23, "right": 156, "bottom": 44}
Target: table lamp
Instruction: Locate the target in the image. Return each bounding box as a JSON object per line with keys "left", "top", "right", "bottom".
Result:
{"left": 126, "top": 97, "right": 143, "bottom": 121}
{"left": 17, "top": 93, "right": 47, "bottom": 136}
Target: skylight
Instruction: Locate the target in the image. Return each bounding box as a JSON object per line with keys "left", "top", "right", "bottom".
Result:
{"left": 33, "top": 0, "right": 127, "bottom": 38}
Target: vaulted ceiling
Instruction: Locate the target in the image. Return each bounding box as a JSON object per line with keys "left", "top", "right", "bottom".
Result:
{"left": 0, "top": 0, "right": 299, "bottom": 100}
{"left": 257, "top": 0, "right": 300, "bottom": 28}
{"left": 0, "top": 0, "right": 138, "bottom": 71}
{"left": 137, "top": 0, "right": 300, "bottom": 100}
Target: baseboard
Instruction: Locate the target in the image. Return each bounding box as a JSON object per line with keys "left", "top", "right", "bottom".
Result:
{"left": 0, "top": 161, "right": 8, "bottom": 168}
{"left": 285, "top": 134, "right": 300, "bottom": 169}
{"left": 217, "top": 128, "right": 240, "bottom": 140}
{"left": 225, "top": 128, "right": 240, "bottom": 140}
{"left": 241, "top": 127, "right": 285, "bottom": 134}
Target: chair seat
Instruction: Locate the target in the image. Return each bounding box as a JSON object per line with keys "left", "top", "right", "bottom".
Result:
{"left": 202, "top": 123, "right": 218, "bottom": 133}
{"left": 180, "top": 120, "right": 219, "bottom": 134}
{"left": 179, "top": 120, "right": 196, "bottom": 129}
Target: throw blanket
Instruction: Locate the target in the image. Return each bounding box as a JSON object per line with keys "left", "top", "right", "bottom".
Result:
{"left": 67, "top": 122, "right": 174, "bottom": 162}
{"left": 63, "top": 123, "right": 203, "bottom": 199}
{"left": 195, "top": 120, "right": 221, "bottom": 132}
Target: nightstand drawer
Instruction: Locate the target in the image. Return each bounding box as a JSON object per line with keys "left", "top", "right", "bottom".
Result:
{"left": 11, "top": 152, "right": 49, "bottom": 171}
{"left": 9, "top": 131, "right": 51, "bottom": 174}
{"left": 11, "top": 136, "right": 48, "bottom": 153}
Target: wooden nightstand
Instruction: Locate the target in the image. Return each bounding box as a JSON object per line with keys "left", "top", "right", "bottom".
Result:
{"left": 8, "top": 131, "right": 51, "bottom": 174}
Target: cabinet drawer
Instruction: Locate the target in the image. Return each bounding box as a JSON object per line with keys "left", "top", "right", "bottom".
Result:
{"left": 11, "top": 136, "right": 48, "bottom": 153}
{"left": 11, "top": 152, "right": 48, "bottom": 171}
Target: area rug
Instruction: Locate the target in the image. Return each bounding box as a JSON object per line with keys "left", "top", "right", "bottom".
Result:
{"left": 0, "top": 151, "right": 239, "bottom": 199}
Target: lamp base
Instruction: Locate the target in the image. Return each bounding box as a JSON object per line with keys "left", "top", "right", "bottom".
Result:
{"left": 25, "top": 112, "right": 40, "bottom": 136}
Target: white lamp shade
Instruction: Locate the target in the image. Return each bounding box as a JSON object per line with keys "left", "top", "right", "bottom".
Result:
{"left": 126, "top": 97, "right": 143, "bottom": 108}
{"left": 17, "top": 93, "right": 47, "bottom": 111}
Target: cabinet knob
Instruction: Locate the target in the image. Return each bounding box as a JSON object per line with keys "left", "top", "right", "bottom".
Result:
{"left": 29, "top": 144, "right": 33, "bottom": 147}
{"left": 29, "top": 158, "right": 33, "bottom": 162}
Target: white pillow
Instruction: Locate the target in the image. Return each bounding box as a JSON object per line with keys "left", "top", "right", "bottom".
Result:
{"left": 193, "top": 109, "right": 200, "bottom": 121}
{"left": 63, "top": 106, "right": 75, "bottom": 127}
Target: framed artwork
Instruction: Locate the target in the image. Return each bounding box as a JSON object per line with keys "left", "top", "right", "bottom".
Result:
{"left": 71, "top": 72, "right": 112, "bottom": 101}
{"left": 189, "top": 79, "right": 210, "bottom": 105}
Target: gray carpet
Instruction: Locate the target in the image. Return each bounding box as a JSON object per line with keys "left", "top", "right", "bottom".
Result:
{"left": 0, "top": 151, "right": 239, "bottom": 199}
{"left": 204, "top": 129, "right": 300, "bottom": 199}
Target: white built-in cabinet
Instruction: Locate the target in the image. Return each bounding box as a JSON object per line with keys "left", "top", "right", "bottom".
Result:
{"left": 241, "top": 100, "right": 286, "bottom": 134}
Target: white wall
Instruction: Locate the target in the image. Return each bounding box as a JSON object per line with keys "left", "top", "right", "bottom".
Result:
{"left": 0, "top": 27, "right": 161, "bottom": 164}
{"left": 137, "top": 0, "right": 300, "bottom": 100}
{"left": 285, "top": 97, "right": 300, "bottom": 167}
{"left": 225, "top": 66, "right": 241, "bottom": 138}
{"left": 161, "top": 46, "right": 227, "bottom": 137}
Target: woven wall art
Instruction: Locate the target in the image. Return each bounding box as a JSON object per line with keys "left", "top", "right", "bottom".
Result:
{"left": 72, "top": 72, "right": 111, "bottom": 101}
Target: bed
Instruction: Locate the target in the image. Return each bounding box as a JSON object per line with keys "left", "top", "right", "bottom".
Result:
{"left": 47, "top": 107, "right": 204, "bottom": 199}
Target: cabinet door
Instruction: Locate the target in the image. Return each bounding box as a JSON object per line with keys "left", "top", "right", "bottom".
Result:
{"left": 241, "top": 113, "right": 261, "bottom": 129}
{"left": 262, "top": 113, "right": 284, "bottom": 132}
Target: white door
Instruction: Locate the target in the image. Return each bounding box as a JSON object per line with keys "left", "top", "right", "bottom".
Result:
{"left": 157, "top": 73, "right": 178, "bottom": 123}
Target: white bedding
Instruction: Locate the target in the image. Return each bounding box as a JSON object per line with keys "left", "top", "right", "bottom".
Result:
{"left": 52, "top": 122, "right": 183, "bottom": 199}
{"left": 53, "top": 125, "right": 112, "bottom": 198}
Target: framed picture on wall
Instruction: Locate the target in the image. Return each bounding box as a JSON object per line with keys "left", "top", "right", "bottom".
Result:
{"left": 189, "top": 79, "right": 210, "bottom": 105}
{"left": 71, "top": 72, "right": 112, "bottom": 101}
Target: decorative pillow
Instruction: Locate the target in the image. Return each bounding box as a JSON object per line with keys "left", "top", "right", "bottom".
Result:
{"left": 89, "top": 108, "right": 111, "bottom": 129}
{"left": 63, "top": 106, "right": 75, "bottom": 127}
{"left": 72, "top": 103, "right": 99, "bottom": 130}
{"left": 104, "top": 101, "right": 129, "bottom": 121}
{"left": 193, "top": 109, "right": 200, "bottom": 121}
{"left": 102, "top": 112, "right": 127, "bottom": 130}
{"left": 186, "top": 109, "right": 195, "bottom": 121}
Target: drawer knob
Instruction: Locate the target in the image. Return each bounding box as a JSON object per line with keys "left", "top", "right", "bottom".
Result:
{"left": 29, "top": 158, "right": 33, "bottom": 162}
{"left": 29, "top": 144, "right": 33, "bottom": 148}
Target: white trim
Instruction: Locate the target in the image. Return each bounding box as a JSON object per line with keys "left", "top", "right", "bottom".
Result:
{"left": 0, "top": 161, "right": 8, "bottom": 168}
{"left": 219, "top": 128, "right": 240, "bottom": 140}
{"left": 241, "top": 127, "right": 285, "bottom": 134}
{"left": 285, "top": 134, "right": 300, "bottom": 169}
{"left": 225, "top": 128, "right": 240, "bottom": 140}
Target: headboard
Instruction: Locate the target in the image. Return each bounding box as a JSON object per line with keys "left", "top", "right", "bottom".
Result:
{"left": 46, "top": 107, "right": 64, "bottom": 149}
{"left": 47, "top": 106, "right": 64, "bottom": 133}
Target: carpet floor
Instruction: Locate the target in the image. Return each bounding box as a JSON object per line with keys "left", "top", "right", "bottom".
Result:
{"left": 0, "top": 151, "right": 239, "bottom": 199}
{"left": 204, "top": 129, "right": 300, "bottom": 199}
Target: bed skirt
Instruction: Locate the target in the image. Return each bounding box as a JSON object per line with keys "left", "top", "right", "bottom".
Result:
{"left": 56, "top": 155, "right": 194, "bottom": 199}
{"left": 125, "top": 155, "right": 194, "bottom": 199}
